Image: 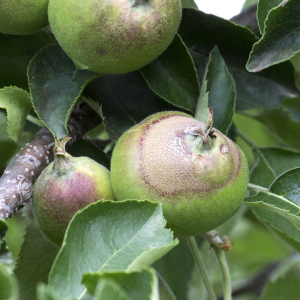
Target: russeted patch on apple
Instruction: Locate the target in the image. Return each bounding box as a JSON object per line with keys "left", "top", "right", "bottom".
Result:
{"left": 111, "top": 111, "right": 249, "bottom": 237}
{"left": 33, "top": 138, "right": 115, "bottom": 246}
{"left": 48, "top": 0, "right": 182, "bottom": 74}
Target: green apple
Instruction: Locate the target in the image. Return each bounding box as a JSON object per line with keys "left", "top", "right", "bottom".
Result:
{"left": 48, "top": 0, "right": 182, "bottom": 74}
{"left": 33, "top": 138, "right": 115, "bottom": 246}
{"left": 0, "top": 0, "right": 49, "bottom": 35}
{"left": 111, "top": 111, "right": 249, "bottom": 237}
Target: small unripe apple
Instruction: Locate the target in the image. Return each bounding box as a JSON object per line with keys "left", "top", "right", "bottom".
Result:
{"left": 0, "top": 0, "right": 49, "bottom": 35}
{"left": 33, "top": 138, "right": 115, "bottom": 246}
{"left": 111, "top": 111, "right": 249, "bottom": 237}
{"left": 48, "top": 0, "right": 182, "bottom": 74}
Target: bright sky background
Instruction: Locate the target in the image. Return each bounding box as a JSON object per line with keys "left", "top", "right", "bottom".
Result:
{"left": 195, "top": 0, "right": 246, "bottom": 19}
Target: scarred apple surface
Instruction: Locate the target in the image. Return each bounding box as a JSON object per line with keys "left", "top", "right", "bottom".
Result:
{"left": 0, "top": 0, "right": 49, "bottom": 35}
{"left": 48, "top": 0, "right": 182, "bottom": 74}
{"left": 111, "top": 111, "right": 249, "bottom": 237}
{"left": 33, "top": 139, "right": 115, "bottom": 246}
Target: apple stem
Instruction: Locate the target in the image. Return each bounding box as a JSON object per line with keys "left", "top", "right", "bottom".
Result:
{"left": 196, "top": 106, "right": 214, "bottom": 152}
{"left": 204, "top": 107, "right": 213, "bottom": 135}
{"left": 187, "top": 236, "right": 217, "bottom": 300}
{"left": 53, "top": 137, "right": 73, "bottom": 175}
{"left": 213, "top": 247, "right": 232, "bottom": 300}
{"left": 131, "top": 0, "right": 144, "bottom": 7}
{"left": 203, "top": 231, "right": 232, "bottom": 300}
{"left": 54, "top": 153, "right": 72, "bottom": 175}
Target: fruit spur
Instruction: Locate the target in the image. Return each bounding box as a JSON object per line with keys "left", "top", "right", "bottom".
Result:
{"left": 111, "top": 110, "right": 249, "bottom": 237}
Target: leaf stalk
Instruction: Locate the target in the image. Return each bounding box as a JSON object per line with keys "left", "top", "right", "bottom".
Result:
{"left": 187, "top": 236, "right": 217, "bottom": 300}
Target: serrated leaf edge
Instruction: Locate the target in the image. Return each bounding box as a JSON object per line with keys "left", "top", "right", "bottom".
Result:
{"left": 64, "top": 72, "right": 101, "bottom": 133}
{"left": 246, "top": 0, "right": 300, "bottom": 72}
{"left": 27, "top": 44, "right": 57, "bottom": 137}
{"left": 205, "top": 46, "right": 236, "bottom": 135}
{"left": 48, "top": 200, "right": 175, "bottom": 294}
{"left": 0, "top": 86, "right": 32, "bottom": 141}
{"left": 27, "top": 44, "right": 101, "bottom": 139}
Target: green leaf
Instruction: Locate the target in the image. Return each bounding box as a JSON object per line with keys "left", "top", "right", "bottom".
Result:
{"left": 14, "top": 206, "right": 60, "bottom": 300}
{"left": 0, "top": 241, "right": 14, "bottom": 266}
{"left": 83, "top": 97, "right": 104, "bottom": 119}
{"left": 83, "top": 268, "right": 158, "bottom": 300}
{"left": 0, "top": 218, "right": 13, "bottom": 266}
{"left": 178, "top": 8, "right": 299, "bottom": 110}
{"left": 257, "top": 0, "right": 282, "bottom": 34}
{"left": 49, "top": 201, "right": 178, "bottom": 300}
{"left": 67, "top": 139, "right": 110, "bottom": 170}
{"left": 0, "top": 219, "right": 12, "bottom": 265}
{"left": 195, "top": 47, "right": 235, "bottom": 134}
{"left": 153, "top": 238, "right": 195, "bottom": 300}
{"left": 251, "top": 206, "right": 300, "bottom": 252}
{"left": 251, "top": 98, "right": 300, "bottom": 150}
{"left": 242, "top": 0, "right": 258, "bottom": 10}
{"left": 181, "top": 0, "right": 198, "bottom": 9}
{"left": 90, "top": 279, "right": 131, "bottom": 300}
{"left": 247, "top": 168, "right": 300, "bottom": 215}
{"left": 245, "top": 168, "right": 300, "bottom": 251}
{"left": 0, "top": 31, "right": 53, "bottom": 90}
{"left": 0, "top": 219, "right": 8, "bottom": 239}
{"left": 0, "top": 265, "right": 18, "bottom": 300}
{"left": 206, "top": 47, "right": 235, "bottom": 134}
{"left": 251, "top": 147, "right": 300, "bottom": 188}
{"left": 259, "top": 261, "right": 300, "bottom": 300}
{"left": 290, "top": 53, "right": 300, "bottom": 90}
{"left": 0, "top": 87, "right": 32, "bottom": 141}
{"left": 156, "top": 272, "right": 176, "bottom": 300}
{"left": 140, "top": 34, "right": 200, "bottom": 113}
{"left": 194, "top": 78, "right": 209, "bottom": 123}
{"left": 0, "top": 113, "right": 32, "bottom": 174}
{"left": 84, "top": 71, "right": 183, "bottom": 140}
{"left": 28, "top": 44, "right": 99, "bottom": 139}
{"left": 249, "top": 145, "right": 300, "bottom": 252}
{"left": 247, "top": 0, "right": 300, "bottom": 72}
{"left": 36, "top": 284, "right": 60, "bottom": 300}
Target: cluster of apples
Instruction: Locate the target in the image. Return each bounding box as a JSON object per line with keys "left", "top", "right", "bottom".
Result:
{"left": 0, "top": 0, "right": 182, "bottom": 74}
{"left": 33, "top": 112, "right": 248, "bottom": 246}
{"left": 1, "top": 0, "right": 249, "bottom": 245}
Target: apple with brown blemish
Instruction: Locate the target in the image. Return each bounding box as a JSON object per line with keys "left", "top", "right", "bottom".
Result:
{"left": 33, "top": 138, "right": 115, "bottom": 246}
{"left": 48, "top": 0, "right": 182, "bottom": 74}
{"left": 111, "top": 111, "right": 249, "bottom": 237}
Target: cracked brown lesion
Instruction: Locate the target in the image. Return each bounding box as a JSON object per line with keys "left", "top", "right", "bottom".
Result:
{"left": 139, "top": 114, "right": 243, "bottom": 198}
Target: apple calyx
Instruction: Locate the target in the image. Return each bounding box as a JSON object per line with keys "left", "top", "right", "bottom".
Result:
{"left": 176, "top": 107, "right": 217, "bottom": 157}
{"left": 131, "top": 0, "right": 147, "bottom": 7}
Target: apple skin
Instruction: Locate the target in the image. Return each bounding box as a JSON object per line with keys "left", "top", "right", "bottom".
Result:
{"left": 48, "top": 0, "right": 182, "bottom": 74}
{"left": 111, "top": 111, "right": 249, "bottom": 237}
{"left": 33, "top": 153, "right": 115, "bottom": 246}
{"left": 0, "top": 0, "right": 49, "bottom": 35}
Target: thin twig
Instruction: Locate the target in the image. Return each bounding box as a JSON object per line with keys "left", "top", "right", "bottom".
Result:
{"left": 214, "top": 247, "right": 231, "bottom": 300}
{"left": 187, "top": 236, "right": 217, "bottom": 300}
{"left": 203, "top": 231, "right": 233, "bottom": 300}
